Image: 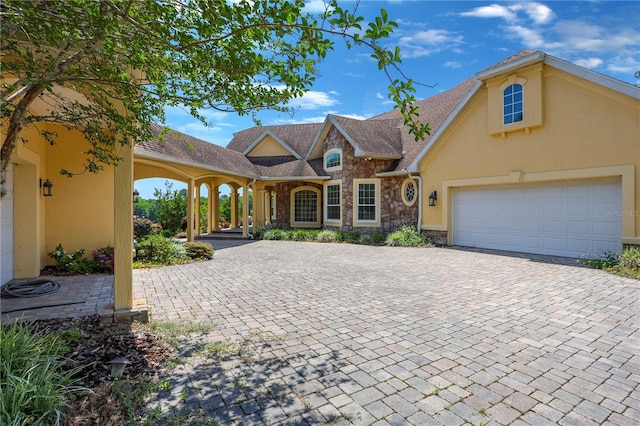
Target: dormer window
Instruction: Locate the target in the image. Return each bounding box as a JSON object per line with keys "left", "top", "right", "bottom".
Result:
{"left": 324, "top": 148, "right": 342, "bottom": 172}
{"left": 503, "top": 83, "right": 524, "bottom": 125}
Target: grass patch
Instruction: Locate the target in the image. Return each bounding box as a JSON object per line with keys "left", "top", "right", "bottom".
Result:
{"left": 582, "top": 247, "right": 640, "bottom": 279}
{"left": 1, "top": 321, "right": 86, "bottom": 426}
{"left": 145, "top": 321, "right": 213, "bottom": 348}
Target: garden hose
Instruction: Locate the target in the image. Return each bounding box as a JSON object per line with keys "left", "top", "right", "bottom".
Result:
{"left": 0, "top": 279, "right": 61, "bottom": 298}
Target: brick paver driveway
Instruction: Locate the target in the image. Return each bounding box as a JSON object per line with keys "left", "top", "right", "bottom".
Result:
{"left": 135, "top": 241, "right": 639, "bottom": 425}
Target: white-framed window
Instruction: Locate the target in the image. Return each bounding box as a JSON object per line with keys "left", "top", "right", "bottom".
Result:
{"left": 324, "top": 180, "right": 341, "bottom": 225}
{"left": 353, "top": 178, "right": 380, "bottom": 227}
{"left": 401, "top": 178, "right": 417, "bottom": 206}
{"left": 503, "top": 83, "right": 524, "bottom": 125}
{"left": 290, "top": 186, "right": 320, "bottom": 228}
{"left": 323, "top": 148, "right": 342, "bottom": 172}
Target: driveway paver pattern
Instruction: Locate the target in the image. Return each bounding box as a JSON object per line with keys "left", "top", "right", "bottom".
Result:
{"left": 134, "top": 241, "right": 639, "bottom": 425}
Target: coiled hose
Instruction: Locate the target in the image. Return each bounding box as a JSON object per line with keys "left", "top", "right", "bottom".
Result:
{"left": 0, "top": 279, "right": 61, "bottom": 298}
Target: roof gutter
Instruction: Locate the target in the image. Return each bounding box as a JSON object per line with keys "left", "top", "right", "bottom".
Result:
{"left": 258, "top": 176, "right": 330, "bottom": 181}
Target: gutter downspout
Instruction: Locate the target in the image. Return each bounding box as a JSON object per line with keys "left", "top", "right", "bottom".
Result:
{"left": 409, "top": 173, "right": 422, "bottom": 234}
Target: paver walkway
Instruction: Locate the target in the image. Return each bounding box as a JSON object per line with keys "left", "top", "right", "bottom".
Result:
{"left": 134, "top": 241, "right": 639, "bottom": 425}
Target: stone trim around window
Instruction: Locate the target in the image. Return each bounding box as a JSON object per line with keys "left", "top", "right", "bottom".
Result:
{"left": 401, "top": 178, "right": 418, "bottom": 207}
{"left": 324, "top": 179, "right": 342, "bottom": 226}
{"left": 353, "top": 178, "right": 381, "bottom": 227}
{"left": 290, "top": 186, "right": 321, "bottom": 228}
{"left": 323, "top": 148, "right": 342, "bottom": 172}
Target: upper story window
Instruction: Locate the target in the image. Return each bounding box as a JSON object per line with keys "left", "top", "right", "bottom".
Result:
{"left": 324, "top": 148, "right": 342, "bottom": 172}
{"left": 503, "top": 83, "right": 523, "bottom": 125}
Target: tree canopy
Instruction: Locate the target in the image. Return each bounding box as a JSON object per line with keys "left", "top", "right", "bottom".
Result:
{"left": 0, "top": 0, "right": 430, "bottom": 196}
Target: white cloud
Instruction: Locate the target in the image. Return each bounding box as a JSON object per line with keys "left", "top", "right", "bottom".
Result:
{"left": 398, "top": 29, "right": 464, "bottom": 58}
{"left": 605, "top": 55, "right": 640, "bottom": 75}
{"left": 376, "top": 92, "right": 385, "bottom": 99}
{"left": 444, "top": 61, "right": 462, "bottom": 69}
{"left": 460, "top": 2, "right": 554, "bottom": 25}
{"left": 461, "top": 4, "right": 519, "bottom": 23}
{"left": 573, "top": 57, "right": 603, "bottom": 69}
{"left": 505, "top": 25, "right": 546, "bottom": 48}
{"left": 303, "top": 0, "right": 331, "bottom": 14}
{"left": 287, "top": 90, "right": 339, "bottom": 110}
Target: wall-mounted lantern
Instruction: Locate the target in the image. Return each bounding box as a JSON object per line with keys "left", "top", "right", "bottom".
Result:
{"left": 428, "top": 190, "right": 437, "bottom": 207}
{"left": 41, "top": 179, "right": 53, "bottom": 197}
{"left": 133, "top": 189, "right": 140, "bottom": 203}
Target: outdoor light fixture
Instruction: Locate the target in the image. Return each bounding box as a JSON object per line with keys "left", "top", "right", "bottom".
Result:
{"left": 108, "top": 358, "right": 131, "bottom": 378}
{"left": 40, "top": 179, "right": 53, "bottom": 197}
{"left": 428, "top": 190, "right": 437, "bottom": 207}
{"left": 133, "top": 189, "right": 140, "bottom": 203}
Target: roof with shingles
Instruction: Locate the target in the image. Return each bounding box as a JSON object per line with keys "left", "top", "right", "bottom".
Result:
{"left": 135, "top": 124, "right": 260, "bottom": 177}
{"left": 327, "top": 115, "right": 403, "bottom": 158}
{"left": 370, "top": 77, "right": 479, "bottom": 172}
{"left": 136, "top": 51, "right": 575, "bottom": 179}
{"left": 226, "top": 123, "right": 324, "bottom": 158}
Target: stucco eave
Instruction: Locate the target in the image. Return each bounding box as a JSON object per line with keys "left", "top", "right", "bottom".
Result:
{"left": 475, "top": 51, "right": 545, "bottom": 80}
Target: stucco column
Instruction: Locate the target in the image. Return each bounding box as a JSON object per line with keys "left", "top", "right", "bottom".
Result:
{"left": 242, "top": 183, "right": 249, "bottom": 238}
{"left": 210, "top": 184, "right": 220, "bottom": 232}
{"left": 230, "top": 188, "right": 238, "bottom": 229}
{"left": 113, "top": 141, "right": 133, "bottom": 310}
{"left": 186, "top": 179, "right": 195, "bottom": 242}
{"left": 253, "top": 187, "right": 266, "bottom": 232}
{"left": 194, "top": 184, "right": 201, "bottom": 236}
{"left": 265, "top": 191, "right": 272, "bottom": 225}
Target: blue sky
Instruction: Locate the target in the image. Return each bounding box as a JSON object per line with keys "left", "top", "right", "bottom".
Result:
{"left": 136, "top": 0, "right": 640, "bottom": 198}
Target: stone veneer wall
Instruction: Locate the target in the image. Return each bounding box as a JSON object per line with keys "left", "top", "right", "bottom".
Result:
{"left": 274, "top": 181, "right": 323, "bottom": 229}
{"left": 273, "top": 127, "right": 419, "bottom": 232}
{"left": 324, "top": 127, "right": 419, "bottom": 233}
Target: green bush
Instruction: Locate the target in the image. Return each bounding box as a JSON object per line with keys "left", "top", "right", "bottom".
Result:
{"left": 261, "top": 229, "right": 284, "bottom": 240}
{"left": 582, "top": 251, "right": 618, "bottom": 269}
{"left": 47, "top": 244, "right": 92, "bottom": 274}
{"left": 1, "top": 321, "right": 83, "bottom": 426}
{"left": 135, "top": 235, "right": 175, "bottom": 263}
{"left": 618, "top": 246, "right": 640, "bottom": 270}
{"left": 372, "top": 231, "right": 387, "bottom": 245}
{"left": 133, "top": 218, "right": 153, "bottom": 239}
{"left": 386, "top": 225, "right": 430, "bottom": 247}
{"left": 345, "top": 230, "right": 362, "bottom": 244}
{"left": 317, "top": 230, "right": 340, "bottom": 242}
{"left": 184, "top": 242, "right": 214, "bottom": 260}
{"left": 90, "top": 246, "right": 114, "bottom": 274}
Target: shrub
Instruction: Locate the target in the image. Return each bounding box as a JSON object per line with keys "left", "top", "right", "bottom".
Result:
{"left": 317, "top": 230, "right": 340, "bottom": 242}
{"left": 90, "top": 246, "right": 114, "bottom": 274}
{"left": 48, "top": 244, "right": 92, "bottom": 274}
{"left": 135, "top": 235, "right": 175, "bottom": 263}
{"left": 261, "top": 229, "right": 284, "bottom": 240}
{"left": 359, "top": 233, "right": 372, "bottom": 244}
{"left": 133, "top": 218, "right": 153, "bottom": 239}
{"left": 618, "top": 246, "right": 640, "bottom": 270}
{"left": 582, "top": 251, "right": 618, "bottom": 269}
{"left": 386, "top": 225, "right": 430, "bottom": 247}
{"left": 169, "top": 242, "right": 188, "bottom": 261}
{"left": 372, "top": 231, "right": 387, "bottom": 245}
{"left": 1, "top": 321, "right": 83, "bottom": 425}
{"left": 184, "top": 242, "right": 214, "bottom": 260}
{"left": 345, "top": 230, "right": 362, "bottom": 244}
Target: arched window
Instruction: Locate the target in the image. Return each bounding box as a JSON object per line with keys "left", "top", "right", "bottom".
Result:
{"left": 503, "top": 83, "right": 523, "bottom": 125}
{"left": 324, "top": 148, "right": 342, "bottom": 172}
{"left": 290, "top": 186, "right": 320, "bottom": 227}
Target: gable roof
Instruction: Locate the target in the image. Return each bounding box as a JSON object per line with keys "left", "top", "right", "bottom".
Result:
{"left": 135, "top": 124, "right": 260, "bottom": 178}
{"left": 226, "top": 123, "right": 323, "bottom": 159}
{"left": 136, "top": 51, "right": 638, "bottom": 182}
{"left": 407, "top": 50, "right": 640, "bottom": 171}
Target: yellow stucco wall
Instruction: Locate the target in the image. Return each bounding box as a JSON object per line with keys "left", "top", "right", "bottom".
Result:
{"left": 246, "top": 135, "right": 292, "bottom": 157}
{"left": 419, "top": 63, "right": 640, "bottom": 243}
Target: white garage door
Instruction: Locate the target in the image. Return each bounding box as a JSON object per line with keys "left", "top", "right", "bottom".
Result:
{"left": 1, "top": 163, "right": 14, "bottom": 284}
{"left": 452, "top": 179, "right": 622, "bottom": 258}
